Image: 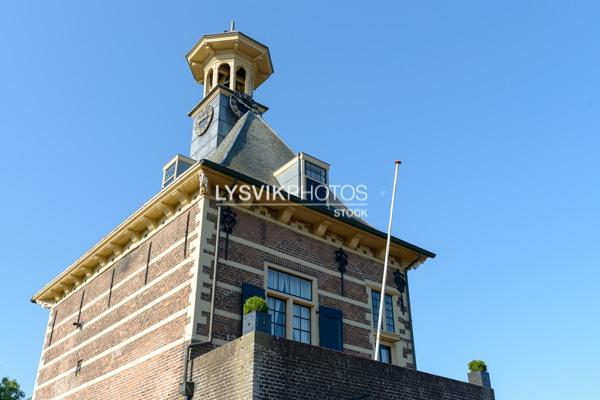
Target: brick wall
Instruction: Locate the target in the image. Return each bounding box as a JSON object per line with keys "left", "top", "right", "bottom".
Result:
{"left": 192, "top": 331, "right": 494, "bottom": 400}
{"left": 196, "top": 203, "right": 416, "bottom": 367}
{"left": 189, "top": 339, "right": 254, "bottom": 399}
{"left": 32, "top": 202, "right": 202, "bottom": 400}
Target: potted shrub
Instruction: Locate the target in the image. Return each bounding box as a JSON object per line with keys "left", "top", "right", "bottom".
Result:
{"left": 467, "top": 360, "right": 491, "bottom": 388}
{"left": 242, "top": 296, "right": 271, "bottom": 336}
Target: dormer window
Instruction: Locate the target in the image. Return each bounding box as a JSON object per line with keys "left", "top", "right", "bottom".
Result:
{"left": 162, "top": 154, "right": 195, "bottom": 189}
{"left": 303, "top": 158, "right": 328, "bottom": 204}
{"left": 273, "top": 153, "right": 330, "bottom": 203}
{"left": 163, "top": 163, "right": 176, "bottom": 187}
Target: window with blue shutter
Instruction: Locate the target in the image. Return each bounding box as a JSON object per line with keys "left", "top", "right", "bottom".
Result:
{"left": 292, "top": 304, "right": 311, "bottom": 344}
{"left": 319, "top": 306, "right": 343, "bottom": 351}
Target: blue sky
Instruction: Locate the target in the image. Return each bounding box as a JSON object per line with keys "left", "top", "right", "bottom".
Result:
{"left": 1, "top": 1, "right": 599, "bottom": 398}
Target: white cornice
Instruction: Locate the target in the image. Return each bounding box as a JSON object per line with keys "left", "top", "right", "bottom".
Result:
{"left": 31, "top": 162, "right": 205, "bottom": 307}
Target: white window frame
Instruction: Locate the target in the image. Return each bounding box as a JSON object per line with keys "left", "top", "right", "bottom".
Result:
{"left": 299, "top": 153, "right": 330, "bottom": 203}
{"left": 264, "top": 263, "right": 319, "bottom": 345}
{"left": 365, "top": 280, "right": 406, "bottom": 366}
{"left": 163, "top": 162, "right": 177, "bottom": 187}
{"left": 161, "top": 154, "right": 195, "bottom": 188}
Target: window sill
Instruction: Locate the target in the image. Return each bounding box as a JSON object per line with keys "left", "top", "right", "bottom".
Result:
{"left": 374, "top": 330, "right": 402, "bottom": 342}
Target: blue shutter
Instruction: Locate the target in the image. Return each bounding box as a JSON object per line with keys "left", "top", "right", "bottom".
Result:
{"left": 242, "top": 283, "right": 266, "bottom": 305}
{"left": 319, "top": 306, "right": 343, "bottom": 351}
{"left": 241, "top": 283, "right": 266, "bottom": 334}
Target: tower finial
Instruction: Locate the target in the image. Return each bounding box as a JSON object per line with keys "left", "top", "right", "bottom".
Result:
{"left": 230, "top": 20, "right": 235, "bottom": 32}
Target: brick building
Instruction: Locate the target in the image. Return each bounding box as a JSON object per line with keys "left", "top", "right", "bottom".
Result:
{"left": 31, "top": 27, "right": 494, "bottom": 400}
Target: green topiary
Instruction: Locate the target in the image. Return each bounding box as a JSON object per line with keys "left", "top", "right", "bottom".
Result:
{"left": 243, "top": 296, "right": 268, "bottom": 315}
{"left": 468, "top": 360, "right": 488, "bottom": 372}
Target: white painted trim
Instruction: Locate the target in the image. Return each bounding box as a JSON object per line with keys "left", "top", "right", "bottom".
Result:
{"left": 344, "top": 343, "right": 372, "bottom": 355}
{"left": 184, "top": 197, "right": 205, "bottom": 341}
{"left": 204, "top": 279, "right": 242, "bottom": 293}
{"left": 213, "top": 308, "right": 241, "bottom": 321}
{"left": 43, "top": 339, "right": 183, "bottom": 400}
{"left": 343, "top": 318, "right": 372, "bottom": 331}
{"left": 190, "top": 197, "right": 216, "bottom": 341}
{"left": 218, "top": 281, "right": 242, "bottom": 293}
{"left": 36, "top": 192, "right": 200, "bottom": 307}
{"left": 318, "top": 290, "right": 370, "bottom": 310}
{"left": 364, "top": 279, "right": 401, "bottom": 296}
{"left": 220, "top": 256, "right": 265, "bottom": 276}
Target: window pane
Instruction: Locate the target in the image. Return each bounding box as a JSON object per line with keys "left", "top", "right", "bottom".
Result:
{"left": 279, "top": 273, "right": 289, "bottom": 293}
{"left": 379, "top": 345, "right": 392, "bottom": 364}
{"left": 301, "top": 318, "right": 310, "bottom": 331}
{"left": 290, "top": 276, "right": 301, "bottom": 297}
{"left": 301, "top": 331, "right": 310, "bottom": 344}
{"left": 384, "top": 294, "right": 395, "bottom": 332}
{"left": 301, "top": 306, "right": 310, "bottom": 319}
{"left": 267, "top": 269, "right": 312, "bottom": 300}
{"left": 165, "top": 163, "right": 176, "bottom": 180}
{"left": 372, "top": 291, "right": 381, "bottom": 328}
{"left": 267, "top": 269, "right": 278, "bottom": 289}
{"left": 292, "top": 304, "right": 311, "bottom": 344}
{"left": 274, "top": 325, "right": 285, "bottom": 338}
{"left": 300, "top": 280, "right": 312, "bottom": 300}
{"left": 305, "top": 161, "right": 327, "bottom": 183}
{"left": 372, "top": 290, "right": 395, "bottom": 333}
{"left": 267, "top": 296, "right": 286, "bottom": 338}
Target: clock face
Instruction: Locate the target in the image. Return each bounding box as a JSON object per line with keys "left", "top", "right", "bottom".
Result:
{"left": 194, "top": 106, "right": 213, "bottom": 136}
{"left": 230, "top": 92, "right": 261, "bottom": 118}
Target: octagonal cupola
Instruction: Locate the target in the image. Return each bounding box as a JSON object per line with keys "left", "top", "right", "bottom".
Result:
{"left": 186, "top": 23, "right": 274, "bottom": 97}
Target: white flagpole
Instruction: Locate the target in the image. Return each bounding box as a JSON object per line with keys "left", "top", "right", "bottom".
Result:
{"left": 374, "top": 160, "right": 401, "bottom": 361}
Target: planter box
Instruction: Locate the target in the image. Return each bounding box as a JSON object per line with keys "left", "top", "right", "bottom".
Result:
{"left": 243, "top": 311, "right": 271, "bottom": 336}
{"left": 468, "top": 371, "right": 491, "bottom": 388}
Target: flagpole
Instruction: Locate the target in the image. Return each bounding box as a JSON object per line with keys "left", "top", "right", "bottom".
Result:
{"left": 374, "top": 160, "right": 401, "bottom": 361}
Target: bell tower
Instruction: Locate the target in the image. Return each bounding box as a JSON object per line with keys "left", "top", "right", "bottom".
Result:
{"left": 187, "top": 22, "right": 273, "bottom": 97}
{"left": 185, "top": 24, "right": 274, "bottom": 160}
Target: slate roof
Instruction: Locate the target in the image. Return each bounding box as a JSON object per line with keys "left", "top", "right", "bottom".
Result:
{"left": 207, "top": 112, "right": 295, "bottom": 186}
{"left": 205, "top": 111, "right": 374, "bottom": 224}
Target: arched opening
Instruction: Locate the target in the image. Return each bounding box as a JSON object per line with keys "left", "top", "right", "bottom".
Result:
{"left": 205, "top": 69, "right": 213, "bottom": 92}
{"left": 235, "top": 67, "right": 247, "bottom": 93}
{"left": 217, "top": 63, "right": 231, "bottom": 87}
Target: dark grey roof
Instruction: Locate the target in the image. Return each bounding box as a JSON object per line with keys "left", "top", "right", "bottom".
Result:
{"left": 207, "top": 112, "right": 295, "bottom": 185}
{"left": 206, "top": 112, "right": 371, "bottom": 224}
